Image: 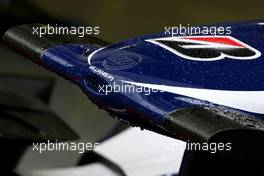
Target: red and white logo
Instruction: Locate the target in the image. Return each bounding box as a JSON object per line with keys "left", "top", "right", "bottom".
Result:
{"left": 146, "top": 36, "right": 261, "bottom": 61}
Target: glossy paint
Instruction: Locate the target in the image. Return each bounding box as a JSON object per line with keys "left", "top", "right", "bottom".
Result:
{"left": 41, "top": 21, "right": 264, "bottom": 131}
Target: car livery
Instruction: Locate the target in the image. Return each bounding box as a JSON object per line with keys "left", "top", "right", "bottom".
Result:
{"left": 3, "top": 21, "right": 264, "bottom": 146}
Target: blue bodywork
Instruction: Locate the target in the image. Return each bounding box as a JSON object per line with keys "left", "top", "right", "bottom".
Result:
{"left": 41, "top": 21, "right": 264, "bottom": 132}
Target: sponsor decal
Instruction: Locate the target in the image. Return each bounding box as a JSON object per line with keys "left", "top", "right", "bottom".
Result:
{"left": 89, "top": 65, "right": 114, "bottom": 81}
{"left": 103, "top": 52, "right": 142, "bottom": 70}
{"left": 146, "top": 36, "right": 261, "bottom": 61}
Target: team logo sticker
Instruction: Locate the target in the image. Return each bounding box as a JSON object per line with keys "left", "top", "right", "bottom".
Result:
{"left": 103, "top": 52, "right": 142, "bottom": 70}
{"left": 146, "top": 36, "right": 261, "bottom": 61}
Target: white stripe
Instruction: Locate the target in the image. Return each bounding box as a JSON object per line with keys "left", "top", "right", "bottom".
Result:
{"left": 121, "top": 80, "right": 264, "bottom": 114}
{"left": 87, "top": 47, "right": 105, "bottom": 65}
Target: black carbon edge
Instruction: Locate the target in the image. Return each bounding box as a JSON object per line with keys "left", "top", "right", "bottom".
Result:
{"left": 164, "top": 106, "right": 264, "bottom": 159}
{"left": 165, "top": 106, "right": 264, "bottom": 142}
{"left": 2, "top": 24, "right": 109, "bottom": 62}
